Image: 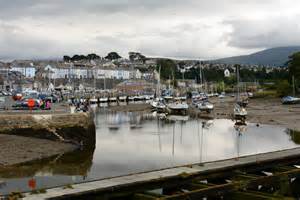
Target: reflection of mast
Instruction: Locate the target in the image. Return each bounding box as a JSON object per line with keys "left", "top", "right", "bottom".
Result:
{"left": 234, "top": 123, "right": 247, "bottom": 160}
{"left": 197, "top": 120, "right": 204, "bottom": 164}
{"left": 180, "top": 121, "right": 183, "bottom": 144}
{"left": 197, "top": 120, "right": 201, "bottom": 163}
{"left": 157, "top": 118, "right": 162, "bottom": 152}
{"left": 172, "top": 122, "right": 175, "bottom": 156}
{"left": 236, "top": 130, "right": 240, "bottom": 160}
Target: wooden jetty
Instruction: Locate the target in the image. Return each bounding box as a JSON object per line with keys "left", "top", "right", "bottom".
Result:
{"left": 17, "top": 147, "right": 300, "bottom": 199}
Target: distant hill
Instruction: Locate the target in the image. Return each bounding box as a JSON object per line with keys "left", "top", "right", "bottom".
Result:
{"left": 211, "top": 46, "right": 300, "bottom": 66}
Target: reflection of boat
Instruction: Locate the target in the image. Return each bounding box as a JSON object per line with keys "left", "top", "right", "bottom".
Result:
{"left": 89, "top": 104, "right": 98, "bottom": 111}
{"left": 202, "top": 120, "right": 214, "bottom": 129}
{"left": 166, "top": 115, "right": 189, "bottom": 121}
{"left": 130, "top": 124, "right": 143, "bottom": 129}
{"left": 108, "top": 125, "right": 120, "bottom": 130}
{"left": 234, "top": 122, "right": 247, "bottom": 160}
{"left": 99, "top": 103, "right": 108, "bottom": 107}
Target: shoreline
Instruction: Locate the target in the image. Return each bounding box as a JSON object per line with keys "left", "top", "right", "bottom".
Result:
{"left": 1, "top": 97, "right": 299, "bottom": 168}
{"left": 0, "top": 111, "right": 95, "bottom": 168}
{"left": 0, "top": 134, "right": 77, "bottom": 167}
{"left": 108, "top": 97, "right": 300, "bottom": 131}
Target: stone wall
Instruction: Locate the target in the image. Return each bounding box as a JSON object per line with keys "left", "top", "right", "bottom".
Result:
{"left": 0, "top": 112, "right": 95, "bottom": 147}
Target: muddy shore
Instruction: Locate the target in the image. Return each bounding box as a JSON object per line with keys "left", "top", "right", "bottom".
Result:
{"left": 211, "top": 97, "right": 300, "bottom": 131}
{"left": 0, "top": 134, "right": 76, "bottom": 166}
{"left": 109, "top": 97, "right": 300, "bottom": 131}
{"left": 0, "top": 112, "right": 95, "bottom": 168}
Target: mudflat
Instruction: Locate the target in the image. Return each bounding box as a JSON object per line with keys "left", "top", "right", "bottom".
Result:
{"left": 211, "top": 97, "right": 300, "bottom": 131}
{"left": 0, "top": 134, "right": 76, "bottom": 166}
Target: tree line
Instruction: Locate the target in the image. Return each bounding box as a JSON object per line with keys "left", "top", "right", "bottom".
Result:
{"left": 63, "top": 52, "right": 122, "bottom": 62}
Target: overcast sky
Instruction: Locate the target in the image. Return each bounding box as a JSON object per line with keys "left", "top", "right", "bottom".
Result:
{"left": 1, "top": 0, "right": 300, "bottom": 61}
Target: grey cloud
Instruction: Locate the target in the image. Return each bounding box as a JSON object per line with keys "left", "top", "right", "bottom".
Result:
{"left": 0, "top": 0, "right": 300, "bottom": 60}
{"left": 225, "top": 17, "right": 300, "bottom": 49}
{"left": 0, "top": 22, "right": 63, "bottom": 60}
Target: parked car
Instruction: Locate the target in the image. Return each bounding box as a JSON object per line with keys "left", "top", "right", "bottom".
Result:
{"left": 38, "top": 93, "right": 58, "bottom": 103}
{"left": 12, "top": 98, "right": 41, "bottom": 110}
{"left": 0, "top": 90, "right": 10, "bottom": 96}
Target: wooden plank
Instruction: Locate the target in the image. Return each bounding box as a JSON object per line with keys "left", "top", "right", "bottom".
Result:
{"left": 228, "top": 191, "right": 289, "bottom": 200}
{"left": 133, "top": 193, "right": 159, "bottom": 200}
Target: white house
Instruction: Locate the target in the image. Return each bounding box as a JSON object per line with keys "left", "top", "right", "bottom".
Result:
{"left": 94, "top": 67, "right": 141, "bottom": 80}
{"left": 10, "top": 62, "right": 36, "bottom": 78}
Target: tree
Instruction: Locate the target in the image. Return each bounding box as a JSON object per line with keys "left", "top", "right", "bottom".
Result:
{"left": 287, "top": 52, "right": 300, "bottom": 94}
{"left": 276, "top": 80, "right": 292, "bottom": 97}
{"left": 156, "top": 59, "right": 178, "bottom": 80}
{"left": 288, "top": 52, "right": 300, "bottom": 80}
{"left": 71, "top": 55, "right": 81, "bottom": 61}
{"left": 105, "top": 52, "right": 122, "bottom": 60}
{"left": 63, "top": 55, "right": 71, "bottom": 62}
{"left": 87, "top": 53, "right": 100, "bottom": 60}
{"left": 129, "top": 52, "right": 146, "bottom": 63}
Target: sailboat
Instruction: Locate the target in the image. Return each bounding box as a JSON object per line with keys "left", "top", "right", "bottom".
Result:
{"left": 99, "top": 76, "right": 108, "bottom": 103}
{"left": 197, "top": 101, "right": 214, "bottom": 113}
{"left": 195, "top": 63, "right": 214, "bottom": 113}
{"left": 89, "top": 96, "right": 98, "bottom": 104}
{"left": 150, "top": 65, "right": 166, "bottom": 112}
{"left": 218, "top": 82, "right": 226, "bottom": 98}
{"left": 234, "top": 65, "right": 247, "bottom": 120}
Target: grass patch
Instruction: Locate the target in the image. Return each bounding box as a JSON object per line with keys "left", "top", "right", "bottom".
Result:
{"left": 253, "top": 90, "right": 278, "bottom": 98}
{"left": 30, "top": 188, "right": 47, "bottom": 194}
{"left": 63, "top": 184, "right": 74, "bottom": 189}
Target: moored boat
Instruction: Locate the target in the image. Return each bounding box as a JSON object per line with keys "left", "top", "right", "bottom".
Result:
{"left": 89, "top": 96, "right": 98, "bottom": 104}
{"left": 197, "top": 101, "right": 214, "bottom": 113}
{"left": 150, "top": 98, "right": 166, "bottom": 112}
{"left": 282, "top": 96, "right": 300, "bottom": 104}
{"left": 118, "top": 96, "right": 127, "bottom": 101}
{"left": 167, "top": 101, "right": 189, "bottom": 115}
{"left": 99, "top": 97, "right": 108, "bottom": 103}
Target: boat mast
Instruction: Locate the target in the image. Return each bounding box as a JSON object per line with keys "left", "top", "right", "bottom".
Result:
{"left": 236, "top": 65, "right": 240, "bottom": 102}
{"left": 293, "top": 75, "right": 296, "bottom": 97}
{"left": 199, "top": 63, "right": 203, "bottom": 93}
{"left": 157, "top": 64, "right": 161, "bottom": 98}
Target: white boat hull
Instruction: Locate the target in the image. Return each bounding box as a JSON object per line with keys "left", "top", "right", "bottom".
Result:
{"left": 99, "top": 97, "right": 108, "bottom": 103}
{"left": 118, "top": 96, "right": 127, "bottom": 101}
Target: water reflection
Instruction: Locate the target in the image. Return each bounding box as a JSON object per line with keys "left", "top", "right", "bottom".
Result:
{"left": 0, "top": 110, "right": 299, "bottom": 195}
{"left": 0, "top": 147, "right": 95, "bottom": 194}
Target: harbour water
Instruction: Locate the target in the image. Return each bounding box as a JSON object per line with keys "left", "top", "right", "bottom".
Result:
{"left": 0, "top": 107, "right": 299, "bottom": 195}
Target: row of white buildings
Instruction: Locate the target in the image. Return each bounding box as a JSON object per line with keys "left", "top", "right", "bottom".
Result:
{"left": 2, "top": 61, "right": 151, "bottom": 80}
{"left": 43, "top": 64, "right": 143, "bottom": 80}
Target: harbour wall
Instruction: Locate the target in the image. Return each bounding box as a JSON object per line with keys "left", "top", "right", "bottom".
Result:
{"left": 0, "top": 112, "right": 95, "bottom": 147}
